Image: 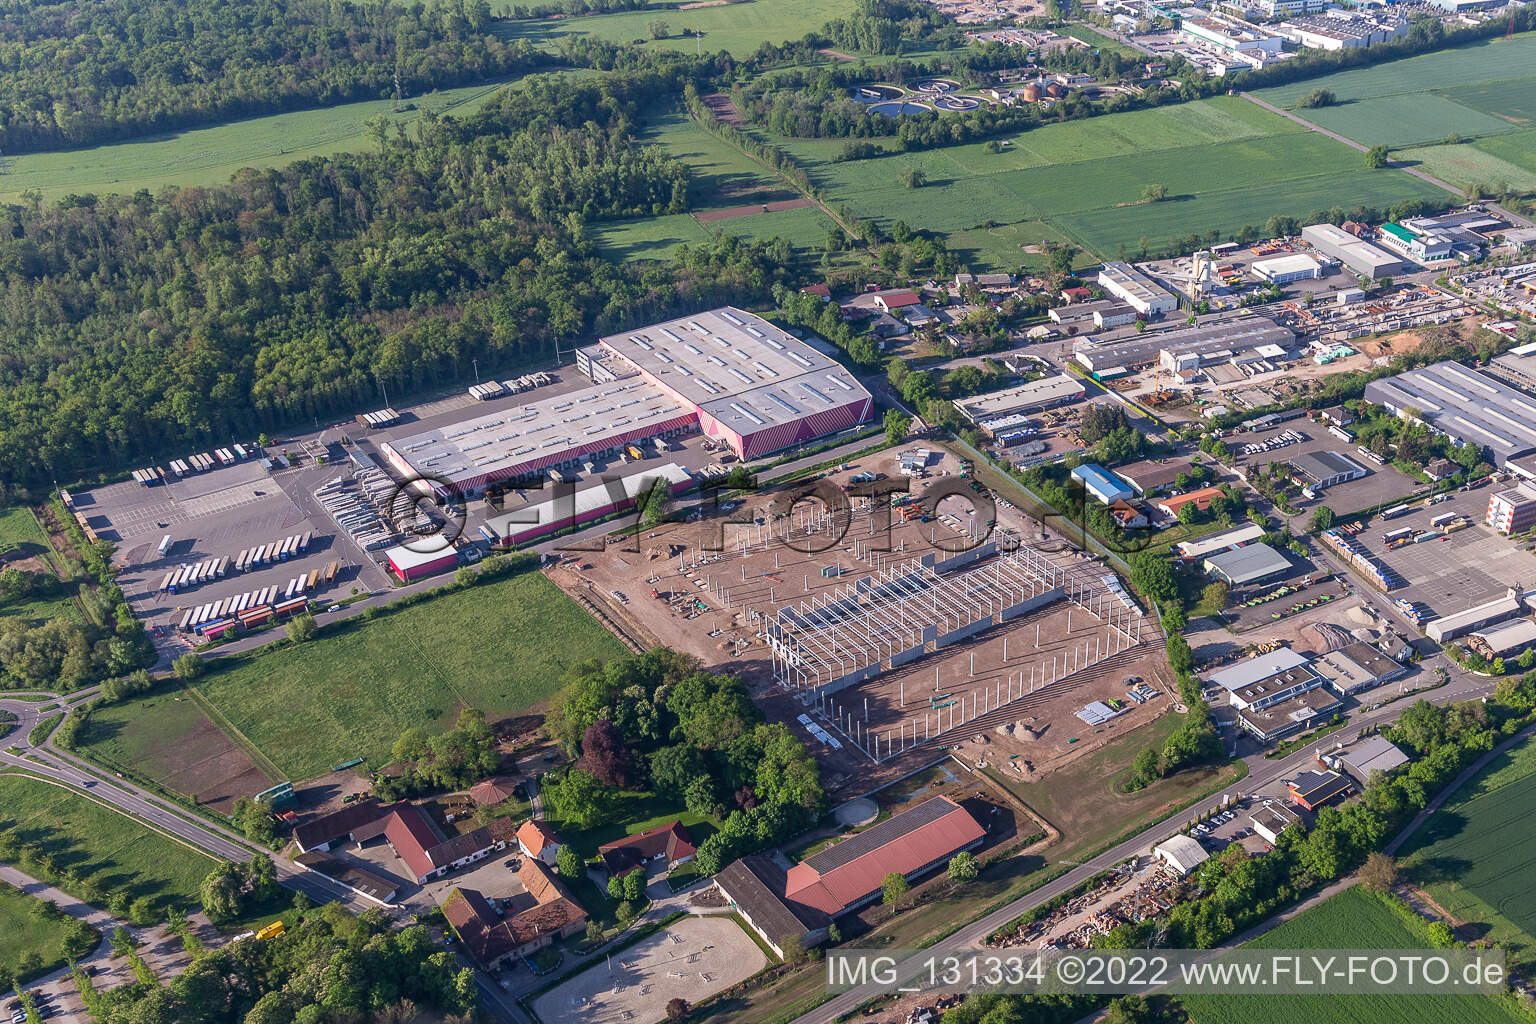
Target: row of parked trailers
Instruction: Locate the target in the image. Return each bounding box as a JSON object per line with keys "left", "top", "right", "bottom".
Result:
{"left": 355, "top": 408, "right": 399, "bottom": 429}
{"left": 467, "top": 372, "right": 552, "bottom": 402}
{"left": 177, "top": 561, "right": 338, "bottom": 635}
{"left": 137, "top": 446, "right": 257, "bottom": 484}
{"left": 233, "top": 532, "right": 313, "bottom": 572}
{"left": 315, "top": 470, "right": 396, "bottom": 551}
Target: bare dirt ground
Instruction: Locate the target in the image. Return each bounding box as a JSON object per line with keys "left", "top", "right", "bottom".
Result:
{"left": 162, "top": 715, "right": 275, "bottom": 814}
{"left": 700, "top": 92, "right": 745, "bottom": 126}
{"left": 551, "top": 454, "right": 1171, "bottom": 800}
{"left": 694, "top": 198, "right": 814, "bottom": 222}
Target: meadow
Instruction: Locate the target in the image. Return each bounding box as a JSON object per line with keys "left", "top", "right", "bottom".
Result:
{"left": 495, "top": 0, "right": 862, "bottom": 57}
{"left": 0, "top": 775, "right": 216, "bottom": 914}
{"left": 0, "top": 505, "right": 80, "bottom": 626}
{"left": 0, "top": 78, "right": 521, "bottom": 204}
{"left": 1251, "top": 31, "right": 1536, "bottom": 148}
{"left": 1397, "top": 735, "right": 1536, "bottom": 970}
{"left": 0, "top": 882, "right": 84, "bottom": 981}
{"left": 761, "top": 97, "right": 1443, "bottom": 263}
{"left": 191, "top": 570, "right": 627, "bottom": 780}
{"left": 1398, "top": 131, "right": 1536, "bottom": 195}
{"left": 1180, "top": 887, "right": 1528, "bottom": 1024}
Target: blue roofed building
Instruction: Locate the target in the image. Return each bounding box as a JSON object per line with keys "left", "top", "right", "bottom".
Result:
{"left": 1071, "top": 464, "right": 1134, "bottom": 504}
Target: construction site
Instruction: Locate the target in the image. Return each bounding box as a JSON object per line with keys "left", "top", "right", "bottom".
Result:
{"left": 546, "top": 449, "right": 1174, "bottom": 793}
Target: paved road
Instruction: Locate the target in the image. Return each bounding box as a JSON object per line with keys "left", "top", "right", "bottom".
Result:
{"left": 788, "top": 665, "right": 1498, "bottom": 1024}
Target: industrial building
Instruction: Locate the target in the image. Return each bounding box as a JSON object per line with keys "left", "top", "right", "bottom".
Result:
{"left": 1486, "top": 483, "right": 1536, "bottom": 536}
{"left": 481, "top": 462, "right": 694, "bottom": 549}
{"left": 1377, "top": 222, "right": 1453, "bottom": 263}
{"left": 1250, "top": 253, "right": 1322, "bottom": 284}
{"left": 1072, "top": 463, "right": 1135, "bottom": 505}
{"left": 1113, "top": 458, "right": 1193, "bottom": 496}
{"left": 1248, "top": 801, "right": 1300, "bottom": 844}
{"left": 1279, "top": 13, "right": 1408, "bottom": 50}
{"left": 384, "top": 542, "right": 460, "bottom": 583}
{"left": 1328, "top": 736, "right": 1409, "bottom": 780}
{"left": 1209, "top": 648, "right": 1312, "bottom": 694}
{"left": 1287, "top": 769, "right": 1354, "bottom": 811}
{"left": 380, "top": 308, "right": 872, "bottom": 496}
{"left": 955, "top": 374, "right": 1085, "bottom": 426}
{"left": 1425, "top": 593, "right": 1526, "bottom": 644}
{"left": 1154, "top": 835, "right": 1209, "bottom": 876}
{"left": 1301, "top": 223, "right": 1409, "bottom": 280}
{"left": 1175, "top": 522, "right": 1266, "bottom": 560}
{"left": 1311, "top": 641, "right": 1407, "bottom": 695}
{"left": 1072, "top": 317, "right": 1295, "bottom": 373}
{"left": 1287, "top": 450, "right": 1369, "bottom": 491}
{"left": 1469, "top": 618, "right": 1536, "bottom": 660}
{"left": 1238, "top": 686, "right": 1341, "bottom": 743}
{"left": 1181, "top": 15, "right": 1285, "bottom": 53}
{"left": 1202, "top": 542, "right": 1292, "bottom": 587}
{"left": 1363, "top": 362, "right": 1536, "bottom": 468}
{"left": 1097, "top": 261, "right": 1180, "bottom": 316}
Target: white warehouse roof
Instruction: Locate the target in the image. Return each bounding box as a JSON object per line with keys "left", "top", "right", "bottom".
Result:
{"left": 1210, "top": 648, "right": 1312, "bottom": 691}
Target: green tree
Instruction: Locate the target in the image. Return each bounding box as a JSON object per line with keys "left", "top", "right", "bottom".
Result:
{"left": 285, "top": 612, "right": 317, "bottom": 642}
{"left": 884, "top": 409, "right": 912, "bottom": 447}
{"left": 199, "top": 863, "right": 244, "bottom": 922}
{"left": 556, "top": 844, "right": 584, "bottom": 880}
{"left": 1200, "top": 581, "right": 1229, "bottom": 612}
{"left": 1309, "top": 505, "right": 1335, "bottom": 533}
{"left": 881, "top": 872, "right": 910, "bottom": 910}
{"left": 647, "top": 19, "right": 670, "bottom": 37}
{"left": 901, "top": 166, "right": 927, "bottom": 189}
{"left": 946, "top": 851, "right": 978, "bottom": 887}
{"left": 173, "top": 653, "right": 205, "bottom": 680}
{"left": 1177, "top": 502, "right": 1198, "bottom": 526}
{"left": 641, "top": 483, "right": 674, "bottom": 527}
{"left": 543, "top": 768, "right": 617, "bottom": 830}
{"left": 1142, "top": 183, "right": 1168, "bottom": 203}
{"left": 1365, "top": 145, "right": 1390, "bottom": 169}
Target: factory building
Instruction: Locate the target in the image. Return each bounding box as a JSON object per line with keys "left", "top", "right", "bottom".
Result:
{"left": 1278, "top": 13, "right": 1409, "bottom": 50}
{"left": 1376, "top": 222, "right": 1453, "bottom": 263}
{"left": 1180, "top": 15, "right": 1286, "bottom": 53}
{"left": 1363, "top": 362, "right": 1536, "bottom": 468}
{"left": 1250, "top": 253, "right": 1322, "bottom": 284}
{"left": 1071, "top": 464, "right": 1134, "bottom": 505}
{"left": 1202, "top": 542, "right": 1292, "bottom": 587}
{"left": 1486, "top": 484, "right": 1536, "bottom": 536}
{"left": 1097, "top": 261, "right": 1180, "bottom": 316}
{"left": 955, "top": 375, "right": 1086, "bottom": 426}
{"left": 1301, "top": 223, "right": 1409, "bottom": 280}
{"left": 1425, "top": 593, "right": 1527, "bottom": 644}
{"left": 380, "top": 308, "right": 872, "bottom": 496}
{"left": 1287, "top": 450, "right": 1369, "bottom": 492}
{"left": 1072, "top": 317, "right": 1295, "bottom": 373}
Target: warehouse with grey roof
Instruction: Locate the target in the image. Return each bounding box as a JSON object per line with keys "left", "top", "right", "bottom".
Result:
{"left": 1073, "top": 317, "right": 1295, "bottom": 373}
{"left": 1363, "top": 361, "right": 1536, "bottom": 467}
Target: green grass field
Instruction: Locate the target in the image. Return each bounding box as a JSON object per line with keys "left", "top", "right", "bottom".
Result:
{"left": 1252, "top": 32, "right": 1536, "bottom": 147}
{"left": 1180, "top": 887, "right": 1528, "bottom": 1024}
{"left": 495, "top": 0, "right": 861, "bottom": 57}
{"left": 0, "top": 78, "right": 522, "bottom": 204}
{"left": 0, "top": 882, "right": 84, "bottom": 981}
{"left": 769, "top": 99, "right": 1444, "bottom": 263}
{"left": 192, "top": 571, "right": 627, "bottom": 780}
{"left": 1398, "top": 735, "right": 1536, "bottom": 970}
{"left": 0, "top": 774, "right": 215, "bottom": 913}
{"left": 0, "top": 505, "right": 80, "bottom": 626}
{"left": 1397, "top": 131, "right": 1536, "bottom": 194}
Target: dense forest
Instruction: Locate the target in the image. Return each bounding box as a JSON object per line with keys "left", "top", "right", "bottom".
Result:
{"left": 0, "top": 0, "right": 549, "bottom": 152}
{"left": 0, "top": 59, "right": 807, "bottom": 487}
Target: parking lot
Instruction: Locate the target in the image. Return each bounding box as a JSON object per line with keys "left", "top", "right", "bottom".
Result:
{"left": 1234, "top": 427, "right": 1424, "bottom": 518}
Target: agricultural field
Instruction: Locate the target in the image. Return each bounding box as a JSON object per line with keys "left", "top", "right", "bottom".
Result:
{"left": 0, "top": 78, "right": 522, "bottom": 204}
{"left": 495, "top": 0, "right": 861, "bottom": 58}
{"left": 767, "top": 98, "right": 1443, "bottom": 264}
{"left": 1251, "top": 31, "right": 1536, "bottom": 148}
{"left": 0, "top": 775, "right": 216, "bottom": 915}
{"left": 1180, "top": 887, "right": 1529, "bottom": 1024}
{"left": 191, "top": 571, "right": 627, "bottom": 780}
{"left": 1397, "top": 735, "right": 1536, "bottom": 970}
{"left": 1397, "top": 131, "right": 1536, "bottom": 195}
{"left": 0, "top": 881, "right": 83, "bottom": 980}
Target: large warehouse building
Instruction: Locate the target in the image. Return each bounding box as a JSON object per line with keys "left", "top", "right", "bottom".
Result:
{"left": 1363, "top": 361, "right": 1536, "bottom": 467}
{"left": 1301, "top": 223, "right": 1409, "bottom": 280}
{"left": 380, "top": 308, "right": 872, "bottom": 496}
{"left": 1073, "top": 316, "right": 1295, "bottom": 373}
{"left": 1097, "top": 261, "right": 1180, "bottom": 316}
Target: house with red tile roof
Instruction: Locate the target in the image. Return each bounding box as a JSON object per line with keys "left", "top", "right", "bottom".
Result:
{"left": 873, "top": 290, "right": 921, "bottom": 312}
{"left": 597, "top": 821, "right": 696, "bottom": 878}
{"left": 1155, "top": 486, "right": 1224, "bottom": 519}
{"left": 781, "top": 796, "right": 984, "bottom": 915}
{"left": 516, "top": 820, "right": 562, "bottom": 866}
{"left": 442, "top": 860, "right": 587, "bottom": 968}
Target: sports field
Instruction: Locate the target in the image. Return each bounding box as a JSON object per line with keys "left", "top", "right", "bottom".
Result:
{"left": 1251, "top": 32, "right": 1536, "bottom": 148}
{"left": 771, "top": 97, "right": 1443, "bottom": 263}
{"left": 1180, "top": 887, "right": 1528, "bottom": 1024}
{"left": 0, "top": 78, "right": 522, "bottom": 204}
{"left": 191, "top": 571, "right": 627, "bottom": 780}
{"left": 1397, "top": 735, "right": 1536, "bottom": 969}
{"left": 1398, "top": 131, "right": 1536, "bottom": 195}
{"left": 0, "top": 774, "right": 216, "bottom": 914}
{"left": 497, "top": 0, "right": 861, "bottom": 57}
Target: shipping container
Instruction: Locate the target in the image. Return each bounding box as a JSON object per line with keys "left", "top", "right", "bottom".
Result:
{"left": 215, "top": 556, "right": 229, "bottom": 577}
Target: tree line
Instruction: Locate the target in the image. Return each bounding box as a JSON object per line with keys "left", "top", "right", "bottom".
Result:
{"left": 0, "top": 0, "right": 553, "bottom": 153}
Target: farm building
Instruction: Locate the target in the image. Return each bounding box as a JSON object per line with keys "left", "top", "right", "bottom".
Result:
{"left": 1153, "top": 835, "right": 1209, "bottom": 876}
{"left": 779, "top": 796, "right": 984, "bottom": 916}
{"left": 1203, "top": 542, "right": 1291, "bottom": 586}
{"left": 1071, "top": 463, "right": 1134, "bottom": 504}
{"left": 515, "top": 820, "right": 562, "bottom": 866}
{"left": 715, "top": 854, "right": 833, "bottom": 958}
{"left": 380, "top": 308, "right": 871, "bottom": 496}
{"left": 597, "top": 821, "right": 697, "bottom": 878}
{"left": 1287, "top": 450, "right": 1369, "bottom": 491}
{"left": 442, "top": 861, "right": 587, "bottom": 968}
{"left": 383, "top": 542, "right": 460, "bottom": 584}
{"left": 955, "top": 375, "right": 1086, "bottom": 425}
{"left": 481, "top": 462, "right": 694, "bottom": 549}
{"left": 1097, "top": 261, "right": 1178, "bottom": 316}
{"left": 1365, "top": 363, "right": 1536, "bottom": 468}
